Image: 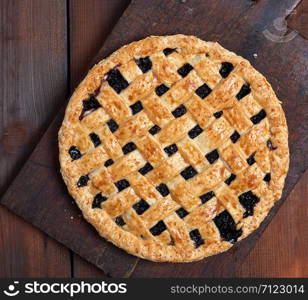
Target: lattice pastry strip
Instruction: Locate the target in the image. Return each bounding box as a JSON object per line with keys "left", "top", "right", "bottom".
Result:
{"left": 59, "top": 35, "right": 289, "bottom": 262}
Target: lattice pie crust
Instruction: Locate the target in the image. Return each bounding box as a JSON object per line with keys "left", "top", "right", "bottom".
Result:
{"left": 59, "top": 35, "right": 289, "bottom": 262}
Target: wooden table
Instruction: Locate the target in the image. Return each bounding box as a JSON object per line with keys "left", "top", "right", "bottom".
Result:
{"left": 0, "top": 0, "right": 307, "bottom": 278}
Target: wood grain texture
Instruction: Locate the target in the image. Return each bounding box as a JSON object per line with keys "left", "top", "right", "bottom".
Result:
{"left": 238, "top": 170, "right": 308, "bottom": 277}
{"left": 0, "top": 0, "right": 70, "bottom": 277}
{"left": 0, "top": 0, "right": 307, "bottom": 278}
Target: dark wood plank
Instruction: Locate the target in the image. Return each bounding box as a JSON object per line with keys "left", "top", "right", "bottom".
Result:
{"left": 68, "top": 0, "right": 131, "bottom": 277}
{"left": 287, "top": 0, "right": 308, "bottom": 39}
{"left": 238, "top": 170, "right": 308, "bottom": 277}
{"left": 0, "top": 0, "right": 70, "bottom": 277}
{"left": 1, "top": 0, "right": 307, "bottom": 278}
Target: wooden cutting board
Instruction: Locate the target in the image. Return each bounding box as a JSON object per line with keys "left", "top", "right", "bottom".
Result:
{"left": 1, "top": 0, "right": 307, "bottom": 277}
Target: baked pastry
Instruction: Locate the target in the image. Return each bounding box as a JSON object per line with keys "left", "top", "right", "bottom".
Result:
{"left": 59, "top": 35, "right": 289, "bottom": 262}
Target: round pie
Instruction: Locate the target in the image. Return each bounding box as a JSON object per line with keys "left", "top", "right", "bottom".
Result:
{"left": 59, "top": 35, "right": 289, "bottom": 262}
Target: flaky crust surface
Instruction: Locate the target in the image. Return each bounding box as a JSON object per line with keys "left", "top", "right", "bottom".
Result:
{"left": 59, "top": 35, "right": 289, "bottom": 262}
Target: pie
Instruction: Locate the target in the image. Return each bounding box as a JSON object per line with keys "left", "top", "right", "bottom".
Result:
{"left": 58, "top": 35, "right": 289, "bottom": 262}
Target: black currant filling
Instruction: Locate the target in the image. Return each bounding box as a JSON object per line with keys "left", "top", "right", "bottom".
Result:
{"left": 164, "top": 144, "right": 178, "bottom": 156}
{"left": 214, "top": 210, "right": 242, "bottom": 243}
{"left": 195, "top": 83, "right": 212, "bottom": 99}
{"left": 104, "top": 159, "right": 114, "bottom": 167}
{"left": 225, "top": 174, "right": 236, "bottom": 185}
{"left": 213, "top": 111, "right": 223, "bottom": 119}
{"left": 172, "top": 104, "right": 187, "bottom": 118}
{"left": 180, "top": 166, "right": 198, "bottom": 180}
{"left": 200, "top": 191, "right": 215, "bottom": 204}
{"left": 246, "top": 152, "right": 256, "bottom": 166}
{"left": 236, "top": 83, "right": 251, "bottom": 100}
{"left": 188, "top": 125, "right": 203, "bottom": 139}
{"left": 238, "top": 190, "right": 260, "bottom": 218}
{"left": 106, "top": 68, "right": 129, "bottom": 94}
{"left": 219, "top": 62, "right": 234, "bottom": 78}
{"left": 148, "top": 125, "right": 161, "bottom": 135}
{"left": 139, "top": 162, "right": 153, "bottom": 175}
{"left": 130, "top": 101, "right": 143, "bottom": 115}
{"left": 106, "top": 119, "right": 119, "bottom": 133}
{"left": 155, "top": 84, "right": 169, "bottom": 96}
{"left": 135, "top": 56, "right": 152, "bottom": 73}
{"left": 205, "top": 149, "right": 219, "bottom": 164}
{"left": 163, "top": 48, "right": 177, "bottom": 56}
{"left": 177, "top": 63, "right": 193, "bottom": 77}
{"left": 156, "top": 183, "right": 170, "bottom": 197}
{"left": 89, "top": 132, "right": 101, "bottom": 147}
{"left": 189, "top": 229, "right": 204, "bottom": 248}
{"left": 251, "top": 109, "right": 267, "bottom": 125}
{"left": 92, "top": 193, "right": 107, "bottom": 209}
{"left": 133, "top": 199, "right": 150, "bottom": 215}
{"left": 115, "top": 179, "right": 130, "bottom": 192}
{"left": 263, "top": 173, "right": 271, "bottom": 182}
{"left": 77, "top": 175, "right": 89, "bottom": 187}
{"left": 79, "top": 94, "right": 101, "bottom": 120}
{"left": 230, "top": 131, "right": 240, "bottom": 143}
{"left": 176, "top": 207, "right": 189, "bottom": 219}
{"left": 68, "top": 146, "right": 82, "bottom": 160}
{"left": 267, "top": 139, "right": 277, "bottom": 150}
{"left": 150, "top": 220, "right": 167, "bottom": 236}
{"left": 122, "top": 142, "right": 137, "bottom": 154}
{"left": 115, "top": 216, "right": 126, "bottom": 226}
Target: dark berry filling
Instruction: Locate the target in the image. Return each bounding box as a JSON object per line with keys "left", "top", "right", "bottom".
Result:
{"left": 251, "top": 109, "right": 267, "bottom": 124}
{"left": 68, "top": 146, "right": 82, "bottom": 160}
{"left": 172, "top": 104, "right": 187, "bottom": 118}
{"left": 164, "top": 144, "right": 178, "bottom": 156}
{"left": 195, "top": 83, "right": 212, "bottom": 99}
{"left": 155, "top": 84, "right": 169, "bottom": 96}
{"left": 238, "top": 190, "right": 260, "bottom": 218}
{"left": 267, "top": 139, "right": 277, "bottom": 150}
{"left": 225, "top": 174, "right": 236, "bottom": 185}
{"left": 188, "top": 125, "right": 203, "bottom": 139}
{"left": 200, "top": 191, "right": 215, "bottom": 204}
{"left": 189, "top": 229, "right": 204, "bottom": 248}
{"left": 115, "top": 179, "right": 130, "bottom": 192}
{"left": 156, "top": 183, "right": 170, "bottom": 197}
{"left": 135, "top": 56, "right": 152, "bottom": 73}
{"left": 230, "top": 131, "right": 240, "bottom": 143}
{"left": 106, "top": 68, "right": 129, "bottom": 94}
{"left": 149, "top": 125, "right": 161, "bottom": 135}
{"left": 106, "top": 119, "right": 119, "bottom": 133}
{"left": 213, "top": 111, "right": 223, "bottom": 119}
{"left": 122, "top": 142, "right": 137, "bottom": 154}
{"left": 219, "top": 62, "right": 234, "bottom": 78}
{"left": 92, "top": 193, "right": 107, "bottom": 209}
{"left": 79, "top": 94, "right": 101, "bottom": 120}
{"left": 263, "top": 173, "right": 271, "bottom": 182}
{"left": 214, "top": 210, "right": 242, "bottom": 243}
{"left": 104, "top": 159, "right": 114, "bottom": 167}
{"left": 176, "top": 207, "right": 189, "bottom": 219}
{"left": 133, "top": 199, "right": 150, "bottom": 215}
{"left": 115, "top": 216, "right": 125, "bottom": 226}
{"left": 177, "top": 63, "right": 193, "bottom": 77}
{"left": 77, "top": 175, "right": 89, "bottom": 187}
{"left": 236, "top": 83, "right": 251, "bottom": 100}
{"left": 130, "top": 101, "right": 143, "bottom": 115}
{"left": 150, "top": 220, "right": 167, "bottom": 236}
{"left": 246, "top": 152, "right": 256, "bottom": 166}
{"left": 163, "top": 48, "right": 177, "bottom": 56}
{"left": 180, "top": 166, "right": 198, "bottom": 180}
{"left": 89, "top": 132, "right": 101, "bottom": 147}
{"left": 138, "top": 162, "right": 154, "bottom": 175}
{"left": 205, "top": 149, "right": 219, "bottom": 164}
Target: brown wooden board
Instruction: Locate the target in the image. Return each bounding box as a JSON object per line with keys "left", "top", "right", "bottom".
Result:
{"left": 0, "top": 0, "right": 71, "bottom": 277}
{"left": 1, "top": 0, "right": 307, "bottom": 277}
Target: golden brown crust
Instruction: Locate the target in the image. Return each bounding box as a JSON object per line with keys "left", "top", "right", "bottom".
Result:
{"left": 59, "top": 35, "right": 289, "bottom": 262}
